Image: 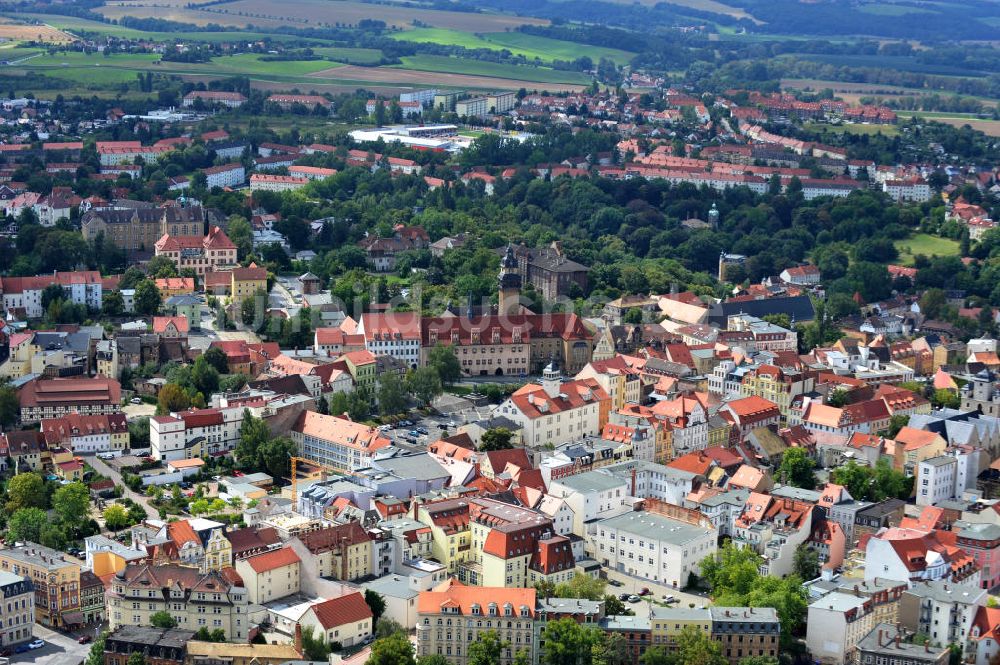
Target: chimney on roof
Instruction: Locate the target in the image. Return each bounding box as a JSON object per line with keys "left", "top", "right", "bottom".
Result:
{"left": 895, "top": 635, "right": 901, "bottom": 648}
{"left": 294, "top": 623, "right": 303, "bottom": 655}
{"left": 878, "top": 629, "right": 884, "bottom": 647}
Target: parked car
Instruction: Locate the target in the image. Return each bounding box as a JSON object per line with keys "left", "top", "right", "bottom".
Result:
{"left": 608, "top": 579, "right": 623, "bottom": 587}
{"left": 408, "top": 430, "right": 421, "bottom": 437}
{"left": 447, "top": 421, "right": 457, "bottom": 428}
{"left": 78, "top": 636, "right": 92, "bottom": 644}
{"left": 416, "top": 427, "right": 429, "bottom": 435}
{"left": 627, "top": 595, "right": 641, "bottom": 603}
{"left": 638, "top": 588, "right": 651, "bottom": 596}
{"left": 662, "top": 595, "right": 676, "bottom": 603}
{"left": 130, "top": 397, "right": 142, "bottom": 404}
{"left": 27, "top": 640, "right": 44, "bottom": 650}
{"left": 14, "top": 644, "right": 30, "bottom": 654}
{"left": 179, "top": 482, "right": 192, "bottom": 489}
{"left": 618, "top": 593, "right": 630, "bottom": 601}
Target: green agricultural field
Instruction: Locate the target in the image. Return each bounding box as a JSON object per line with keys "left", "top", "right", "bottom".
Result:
{"left": 894, "top": 233, "right": 961, "bottom": 265}
{"left": 391, "top": 27, "right": 633, "bottom": 64}
{"left": 0, "top": 47, "right": 42, "bottom": 61}
{"left": 312, "top": 46, "right": 384, "bottom": 64}
{"left": 394, "top": 55, "right": 591, "bottom": 84}
{"left": 481, "top": 31, "right": 633, "bottom": 64}
{"left": 29, "top": 66, "right": 140, "bottom": 85}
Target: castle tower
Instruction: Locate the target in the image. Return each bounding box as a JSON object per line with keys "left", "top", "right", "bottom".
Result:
{"left": 498, "top": 244, "right": 522, "bottom": 317}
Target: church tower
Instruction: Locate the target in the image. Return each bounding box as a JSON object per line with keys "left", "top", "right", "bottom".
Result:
{"left": 498, "top": 245, "right": 522, "bottom": 316}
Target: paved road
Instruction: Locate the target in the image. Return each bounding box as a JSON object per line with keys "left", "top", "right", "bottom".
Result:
{"left": 11, "top": 624, "right": 86, "bottom": 665}
{"left": 84, "top": 454, "right": 158, "bottom": 520}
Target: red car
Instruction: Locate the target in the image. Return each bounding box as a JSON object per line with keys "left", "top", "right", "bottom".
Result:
{"left": 638, "top": 588, "right": 651, "bottom": 596}
{"left": 78, "top": 636, "right": 92, "bottom": 645}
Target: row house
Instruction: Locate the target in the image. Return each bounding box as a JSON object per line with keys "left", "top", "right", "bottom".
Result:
{"left": 732, "top": 492, "right": 814, "bottom": 577}
{"left": 40, "top": 412, "right": 129, "bottom": 454}
{"left": 720, "top": 396, "right": 782, "bottom": 445}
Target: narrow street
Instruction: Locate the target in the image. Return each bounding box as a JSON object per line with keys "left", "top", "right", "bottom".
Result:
{"left": 84, "top": 454, "right": 158, "bottom": 520}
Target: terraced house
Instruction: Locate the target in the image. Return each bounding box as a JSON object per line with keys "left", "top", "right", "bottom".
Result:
{"left": 0, "top": 543, "right": 80, "bottom": 628}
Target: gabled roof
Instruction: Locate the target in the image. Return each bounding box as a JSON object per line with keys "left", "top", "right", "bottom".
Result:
{"left": 243, "top": 546, "right": 300, "bottom": 573}
{"left": 309, "top": 592, "right": 373, "bottom": 629}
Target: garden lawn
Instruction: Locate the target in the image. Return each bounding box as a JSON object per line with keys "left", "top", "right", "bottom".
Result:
{"left": 893, "top": 233, "right": 961, "bottom": 265}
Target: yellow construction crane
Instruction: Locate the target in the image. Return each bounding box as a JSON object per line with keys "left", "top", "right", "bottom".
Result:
{"left": 289, "top": 456, "right": 365, "bottom": 506}
{"left": 290, "top": 456, "right": 331, "bottom": 507}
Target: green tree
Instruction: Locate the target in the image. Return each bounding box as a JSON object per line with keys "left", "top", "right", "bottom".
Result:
{"left": 40, "top": 521, "right": 67, "bottom": 550}
{"left": 639, "top": 646, "right": 674, "bottom": 665}
{"left": 540, "top": 618, "right": 605, "bottom": 665}
{"left": 417, "top": 656, "right": 451, "bottom": 665}
{"left": 792, "top": 543, "right": 820, "bottom": 580}
{"left": 554, "top": 572, "right": 607, "bottom": 601}
{"left": 674, "top": 626, "right": 727, "bottom": 665}
{"left": 738, "top": 657, "right": 779, "bottom": 665}
{"left": 427, "top": 344, "right": 462, "bottom": 386}
{"left": 595, "top": 633, "right": 630, "bottom": 665}
{"left": 300, "top": 626, "right": 330, "bottom": 661}
{"left": 150, "top": 610, "right": 177, "bottom": 628}
{"left": 378, "top": 370, "right": 408, "bottom": 416}
{"left": 103, "top": 504, "right": 131, "bottom": 531}
{"left": 0, "top": 383, "right": 19, "bottom": 430}
{"left": 7, "top": 507, "right": 48, "bottom": 543}
{"left": 237, "top": 411, "right": 271, "bottom": 468}
{"left": 202, "top": 346, "right": 230, "bottom": 374}
{"left": 407, "top": 367, "right": 442, "bottom": 406}
{"left": 920, "top": 288, "right": 948, "bottom": 320}
{"left": 369, "top": 632, "right": 416, "bottom": 665}
{"left": 157, "top": 383, "right": 191, "bottom": 415}
{"left": 191, "top": 355, "right": 220, "bottom": 397}
{"left": 480, "top": 428, "right": 514, "bottom": 451}
{"left": 134, "top": 279, "right": 162, "bottom": 315}
{"left": 699, "top": 541, "right": 763, "bottom": 597}
{"left": 365, "top": 589, "right": 387, "bottom": 626}
{"left": 52, "top": 482, "right": 91, "bottom": 531}
{"left": 85, "top": 632, "right": 108, "bottom": 665}
{"left": 257, "top": 437, "right": 297, "bottom": 480}
{"left": 102, "top": 289, "right": 125, "bottom": 316}
{"left": 469, "top": 631, "right": 508, "bottom": 665}
{"left": 603, "top": 594, "right": 632, "bottom": 617}
{"left": 933, "top": 389, "right": 961, "bottom": 409}
{"left": 127, "top": 652, "right": 147, "bottom": 665}
{"left": 777, "top": 447, "right": 816, "bottom": 490}
{"left": 827, "top": 388, "right": 850, "bottom": 407}
{"left": 227, "top": 215, "right": 253, "bottom": 260}
{"left": 6, "top": 473, "right": 48, "bottom": 513}
{"left": 883, "top": 414, "right": 909, "bottom": 438}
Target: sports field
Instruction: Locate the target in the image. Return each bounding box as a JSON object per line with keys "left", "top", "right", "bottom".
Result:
{"left": 894, "top": 234, "right": 961, "bottom": 265}
{"left": 392, "top": 27, "right": 634, "bottom": 64}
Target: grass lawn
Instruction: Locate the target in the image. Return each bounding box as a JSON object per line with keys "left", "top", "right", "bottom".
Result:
{"left": 894, "top": 234, "right": 961, "bottom": 265}
{"left": 391, "top": 27, "right": 633, "bottom": 64}
{"left": 197, "top": 53, "right": 336, "bottom": 76}
{"left": 28, "top": 51, "right": 161, "bottom": 66}
{"left": 395, "top": 55, "right": 591, "bottom": 84}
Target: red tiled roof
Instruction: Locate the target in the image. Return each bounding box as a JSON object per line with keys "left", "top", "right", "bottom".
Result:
{"left": 310, "top": 592, "right": 372, "bottom": 629}
{"left": 244, "top": 546, "right": 300, "bottom": 573}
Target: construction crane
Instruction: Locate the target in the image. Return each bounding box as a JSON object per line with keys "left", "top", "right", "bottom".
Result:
{"left": 290, "top": 456, "right": 333, "bottom": 507}
{"left": 289, "top": 456, "right": 366, "bottom": 506}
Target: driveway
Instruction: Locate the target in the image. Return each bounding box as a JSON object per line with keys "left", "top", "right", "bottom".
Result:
{"left": 84, "top": 455, "right": 157, "bottom": 520}
{"left": 10, "top": 624, "right": 86, "bottom": 665}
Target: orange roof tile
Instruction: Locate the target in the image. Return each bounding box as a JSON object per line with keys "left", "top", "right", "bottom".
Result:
{"left": 244, "top": 546, "right": 300, "bottom": 573}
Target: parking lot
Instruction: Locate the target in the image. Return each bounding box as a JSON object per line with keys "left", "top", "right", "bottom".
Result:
{"left": 9, "top": 625, "right": 90, "bottom": 665}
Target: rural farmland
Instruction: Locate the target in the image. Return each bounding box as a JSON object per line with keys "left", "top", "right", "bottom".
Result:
{"left": 98, "top": 0, "right": 548, "bottom": 32}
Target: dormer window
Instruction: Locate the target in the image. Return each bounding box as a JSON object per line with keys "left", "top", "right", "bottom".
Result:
{"left": 488, "top": 603, "right": 497, "bottom": 616}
